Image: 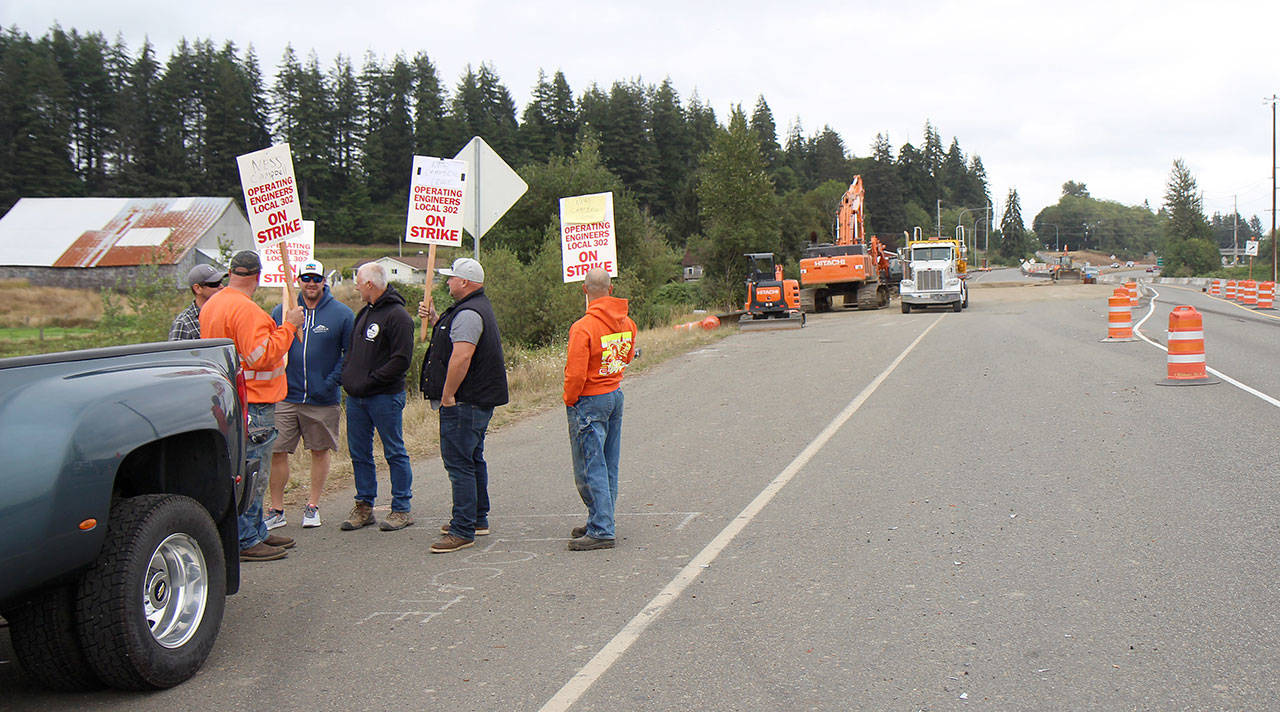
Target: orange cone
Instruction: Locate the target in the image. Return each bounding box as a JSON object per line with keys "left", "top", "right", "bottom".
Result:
{"left": 1101, "top": 288, "right": 1137, "bottom": 342}
{"left": 1159, "top": 305, "right": 1218, "bottom": 385}
{"left": 1258, "top": 282, "right": 1275, "bottom": 309}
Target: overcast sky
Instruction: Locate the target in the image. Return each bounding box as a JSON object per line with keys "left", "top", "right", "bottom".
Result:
{"left": 6, "top": 0, "right": 1279, "bottom": 234}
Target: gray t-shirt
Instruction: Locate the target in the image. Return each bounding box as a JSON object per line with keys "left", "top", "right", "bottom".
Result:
{"left": 430, "top": 310, "right": 484, "bottom": 410}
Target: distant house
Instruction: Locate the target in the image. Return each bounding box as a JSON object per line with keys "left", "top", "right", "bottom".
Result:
{"left": 681, "top": 250, "right": 704, "bottom": 281}
{"left": 0, "top": 197, "right": 253, "bottom": 288}
{"left": 353, "top": 255, "right": 434, "bottom": 285}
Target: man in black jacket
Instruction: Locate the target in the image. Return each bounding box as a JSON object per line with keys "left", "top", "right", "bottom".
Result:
{"left": 418, "top": 257, "right": 509, "bottom": 553}
{"left": 341, "top": 262, "right": 416, "bottom": 532}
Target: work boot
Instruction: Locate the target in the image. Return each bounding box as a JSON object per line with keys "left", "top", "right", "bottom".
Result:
{"left": 240, "top": 541, "right": 287, "bottom": 562}
{"left": 379, "top": 511, "right": 415, "bottom": 531}
{"left": 568, "top": 536, "right": 615, "bottom": 551}
{"left": 340, "top": 501, "right": 375, "bottom": 530}
{"left": 570, "top": 525, "right": 587, "bottom": 538}
{"left": 263, "top": 533, "right": 294, "bottom": 549}
{"left": 430, "top": 534, "right": 474, "bottom": 553}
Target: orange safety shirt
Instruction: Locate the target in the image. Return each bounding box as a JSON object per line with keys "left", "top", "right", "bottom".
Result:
{"left": 563, "top": 295, "right": 637, "bottom": 406}
{"left": 199, "top": 288, "right": 297, "bottom": 404}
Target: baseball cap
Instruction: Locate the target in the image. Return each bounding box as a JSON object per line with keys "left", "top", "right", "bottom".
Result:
{"left": 187, "top": 263, "right": 227, "bottom": 286}
{"left": 437, "top": 257, "right": 484, "bottom": 283}
{"left": 229, "top": 250, "right": 262, "bottom": 275}
{"left": 298, "top": 260, "right": 324, "bottom": 278}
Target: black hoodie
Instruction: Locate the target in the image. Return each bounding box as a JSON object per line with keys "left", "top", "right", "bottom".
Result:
{"left": 341, "top": 284, "right": 414, "bottom": 397}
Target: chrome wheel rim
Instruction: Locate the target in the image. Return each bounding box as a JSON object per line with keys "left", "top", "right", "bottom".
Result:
{"left": 143, "top": 533, "right": 208, "bottom": 649}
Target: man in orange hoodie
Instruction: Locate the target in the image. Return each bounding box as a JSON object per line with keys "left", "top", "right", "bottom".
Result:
{"left": 200, "top": 250, "right": 304, "bottom": 562}
{"left": 563, "top": 267, "right": 637, "bottom": 551}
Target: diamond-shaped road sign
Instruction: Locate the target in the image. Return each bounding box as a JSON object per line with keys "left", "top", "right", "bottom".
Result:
{"left": 453, "top": 136, "right": 528, "bottom": 256}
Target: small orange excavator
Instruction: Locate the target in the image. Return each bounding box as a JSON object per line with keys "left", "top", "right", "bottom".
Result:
{"left": 740, "top": 252, "right": 804, "bottom": 331}
{"left": 799, "top": 175, "right": 894, "bottom": 311}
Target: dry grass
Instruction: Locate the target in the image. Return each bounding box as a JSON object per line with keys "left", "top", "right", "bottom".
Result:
{"left": 0, "top": 280, "right": 104, "bottom": 327}
{"left": 277, "top": 315, "right": 730, "bottom": 503}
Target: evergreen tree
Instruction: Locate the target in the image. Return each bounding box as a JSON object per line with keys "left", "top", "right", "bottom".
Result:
{"left": 1161, "top": 159, "right": 1217, "bottom": 276}
{"left": 749, "top": 95, "right": 780, "bottom": 179}
{"left": 648, "top": 77, "right": 688, "bottom": 219}
{"left": 864, "top": 132, "right": 907, "bottom": 241}
{"left": 0, "top": 29, "right": 80, "bottom": 209}
{"left": 271, "top": 47, "right": 331, "bottom": 205}
{"left": 592, "top": 79, "right": 658, "bottom": 209}
{"left": 203, "top": 42, "right": 270, "bottom": 196}
{"left": 998, "top": 188, "right": 1027, "bottom": 260}
{"left": 519, "top": 70, "right": 556, "bottom": 164}
{"left": 411, "top": 51, "right": 448, "bottom": 158}
{"left": 112, "top": 39, "right": 162, "bottom": 195}
{"left": 361, "top": 53, "right": 414, "bottom": 201}
{"left": 448, "top": 63, "right": 518, "bottom": 156}
{"left": 809, "top": 125, "right": 848, "bottom": 185}
{"left": 694, "top": 105, "right": 779, "bottom": 301}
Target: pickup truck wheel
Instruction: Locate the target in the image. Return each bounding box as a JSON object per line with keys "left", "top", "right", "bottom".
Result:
{"left": 3, "top": 585, "right": 101, "bottom": 690}
{"left": 74, "top": 494, "right": 226, "bottom": 690}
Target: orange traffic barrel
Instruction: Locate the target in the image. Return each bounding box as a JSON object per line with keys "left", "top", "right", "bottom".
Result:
{"left": 1258, "top": 282, "right": 1275, "bottom": 309}
{"left": 1241, "top": 280, "right": 1258, "bottom": 305}
{"left": 1125, "top": 281, "right": 1138, "bottom": 308}
{"left": 1159, "top": 305, "right": 1218, "bottom": 386}
{"left": 1225, "top": 280, "right": 1237, "bottom": 300}
{"left": 700, "top": 315, "right": 721, "bottom": 330}
{"left": 1208, "top": 278, "right": 1223, "bottom": 296}
{"left": 1101, "top": 288, "right": 1137, "bottom": 342}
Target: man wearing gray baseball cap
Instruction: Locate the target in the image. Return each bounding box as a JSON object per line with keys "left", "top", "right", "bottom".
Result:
{"left": 169, "top": 263, "right": 227, "bottom": 340}
{"left": 418, "top": 257, "right": 509, "bottom": 553}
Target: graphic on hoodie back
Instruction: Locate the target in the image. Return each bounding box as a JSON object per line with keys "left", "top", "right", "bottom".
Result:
{"left": 599, "top": 331, "right": 633, "bottom": 375}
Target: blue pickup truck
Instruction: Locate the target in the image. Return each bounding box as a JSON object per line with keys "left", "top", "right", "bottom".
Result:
{"left": 0, "top": 339, "right": 256, "bottom": 690}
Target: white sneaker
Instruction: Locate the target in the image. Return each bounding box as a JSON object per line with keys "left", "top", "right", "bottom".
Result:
{"left": 263, "top": 508, "right": 286, "bottom": 530}
{"left": 302, "top": 504, "right": 321, "bottom": 528}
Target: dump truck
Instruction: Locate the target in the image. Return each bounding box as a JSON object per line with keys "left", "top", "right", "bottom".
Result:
{"left": 740, "top": 252, "right": 804, "bottom": 331}
{"left": 798, "top": 176, "right": 893, "bottom": 312}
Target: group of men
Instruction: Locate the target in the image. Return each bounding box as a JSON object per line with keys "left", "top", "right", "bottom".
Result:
{"left": 172, "top": 250, "right": 634, "bottom": 561}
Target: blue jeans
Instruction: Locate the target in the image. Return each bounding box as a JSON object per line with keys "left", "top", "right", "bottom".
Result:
{"left": 440, "top": 403, "right": 494, "bottom": 539}
{"left": 347, "top": 391, "right": 413, "bottom": 512}
{"left": 240, "top": 403, "right": 277, "bottom": 550}
{"left": 566, "top": 389, "right": 623, "bottom": 539}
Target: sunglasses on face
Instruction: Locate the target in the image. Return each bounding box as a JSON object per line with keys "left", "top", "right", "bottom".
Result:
{"left": 202, "top": 281, "right": 224, "bottom": 288}
{"left": 299, "top": 274, "right": 323, "bottom": 283}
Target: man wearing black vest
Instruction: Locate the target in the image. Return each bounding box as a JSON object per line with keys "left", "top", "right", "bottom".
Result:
{"left": 419, "top": 257, "right": 509, "bottom": 553}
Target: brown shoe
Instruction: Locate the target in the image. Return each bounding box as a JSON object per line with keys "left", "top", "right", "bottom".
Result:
{"left": 440, "top": 522, "right": 490, "bottom": 536}
{"left": 263, "top": 533, "right": 295, "bottom": 549}
{"left": 379, "top": 511, "right": 415, "bottom": 531}
{"left": 240, "top": 541, "right": 287, "bottom": 561}
{"left": 568, "top": 535, "right": 615, "bottom": 551}
{"left": 340, "top": 501, "right": 375, "bottom": 530}
{"left": 570, "top": 525, "right": 587, "bottom": 538}
{"left": 430, "top": 534, "right": 475, "bottom": 553}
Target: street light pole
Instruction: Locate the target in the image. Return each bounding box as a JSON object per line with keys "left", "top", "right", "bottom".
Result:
{"left": 1270, "top": 94, "right": 1277, "bottom": 281}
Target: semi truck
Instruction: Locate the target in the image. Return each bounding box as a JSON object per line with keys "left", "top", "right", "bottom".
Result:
{"left": 899, "top": 228, "right": 968, "bottom": 313}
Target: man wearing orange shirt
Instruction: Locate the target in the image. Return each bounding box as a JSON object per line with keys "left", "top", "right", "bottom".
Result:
{"left": 563, "top": 267, "right": 637, "bottom": 551}
{"left": 200, "top": 250, "right": 305, "bottom": 562}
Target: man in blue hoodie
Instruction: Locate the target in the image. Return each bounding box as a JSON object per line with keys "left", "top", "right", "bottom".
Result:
{"left": 267, "top": 260, "right": 354, "bottom": 529}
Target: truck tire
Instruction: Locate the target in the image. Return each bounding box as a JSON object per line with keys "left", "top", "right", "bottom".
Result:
{"left": 952, "top": 300, "right": 962, "bottom": 312}
{"left": 901, "top": 301, "right": 911, "bottom": 313}
{"left": 74, "top": 494, "right": 226, "bottom": 690}
{"left": 3, "top": 585, "right": 101, "bottom": 691}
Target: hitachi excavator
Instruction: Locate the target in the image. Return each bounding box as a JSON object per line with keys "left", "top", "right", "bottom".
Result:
{"left": 799, "top": 176, "right": 894, "bottom": 312}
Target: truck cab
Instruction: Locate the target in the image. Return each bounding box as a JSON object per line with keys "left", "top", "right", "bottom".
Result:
{"left": 899, "top": 234, "right": 968, "bottom": 313}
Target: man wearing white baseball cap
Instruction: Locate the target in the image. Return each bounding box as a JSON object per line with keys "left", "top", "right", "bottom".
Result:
{"left": 267, "top": 260, "right": 354, "bottom": 530}
{"left": 418, "top": 257, "right": 509, "bottom": 553}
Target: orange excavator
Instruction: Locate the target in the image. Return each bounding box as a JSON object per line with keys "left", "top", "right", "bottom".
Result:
{"left": 799, "top": 176, "right": 894, "bottom": 311}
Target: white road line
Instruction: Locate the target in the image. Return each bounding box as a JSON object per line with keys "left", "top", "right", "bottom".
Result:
{"left": 1138, "top": 284, "right": 1280, "bottom": 409}
{"left": 538, "top": 315, "right": 945, "bottom": 712}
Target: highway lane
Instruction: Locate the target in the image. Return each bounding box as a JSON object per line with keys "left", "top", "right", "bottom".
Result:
{"left": 3, "top": 285, "right": 1277, "bottom": 710}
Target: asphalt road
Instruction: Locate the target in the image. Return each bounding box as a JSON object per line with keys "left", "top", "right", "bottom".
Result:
{"left": 3, "top": 283, "right": 1278, "bottom": 710}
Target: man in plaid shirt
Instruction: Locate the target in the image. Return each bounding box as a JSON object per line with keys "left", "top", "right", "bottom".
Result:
{"left": 169, "top": 264, "right": 227, "bottom": 340}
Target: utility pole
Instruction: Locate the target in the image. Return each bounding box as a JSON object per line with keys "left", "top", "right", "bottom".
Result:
{"left": 1233, "top": 194, "right": 1238, "bottom": 266}
{"left": 1270, "top": 95, "right": 1278, "bottom": 281}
